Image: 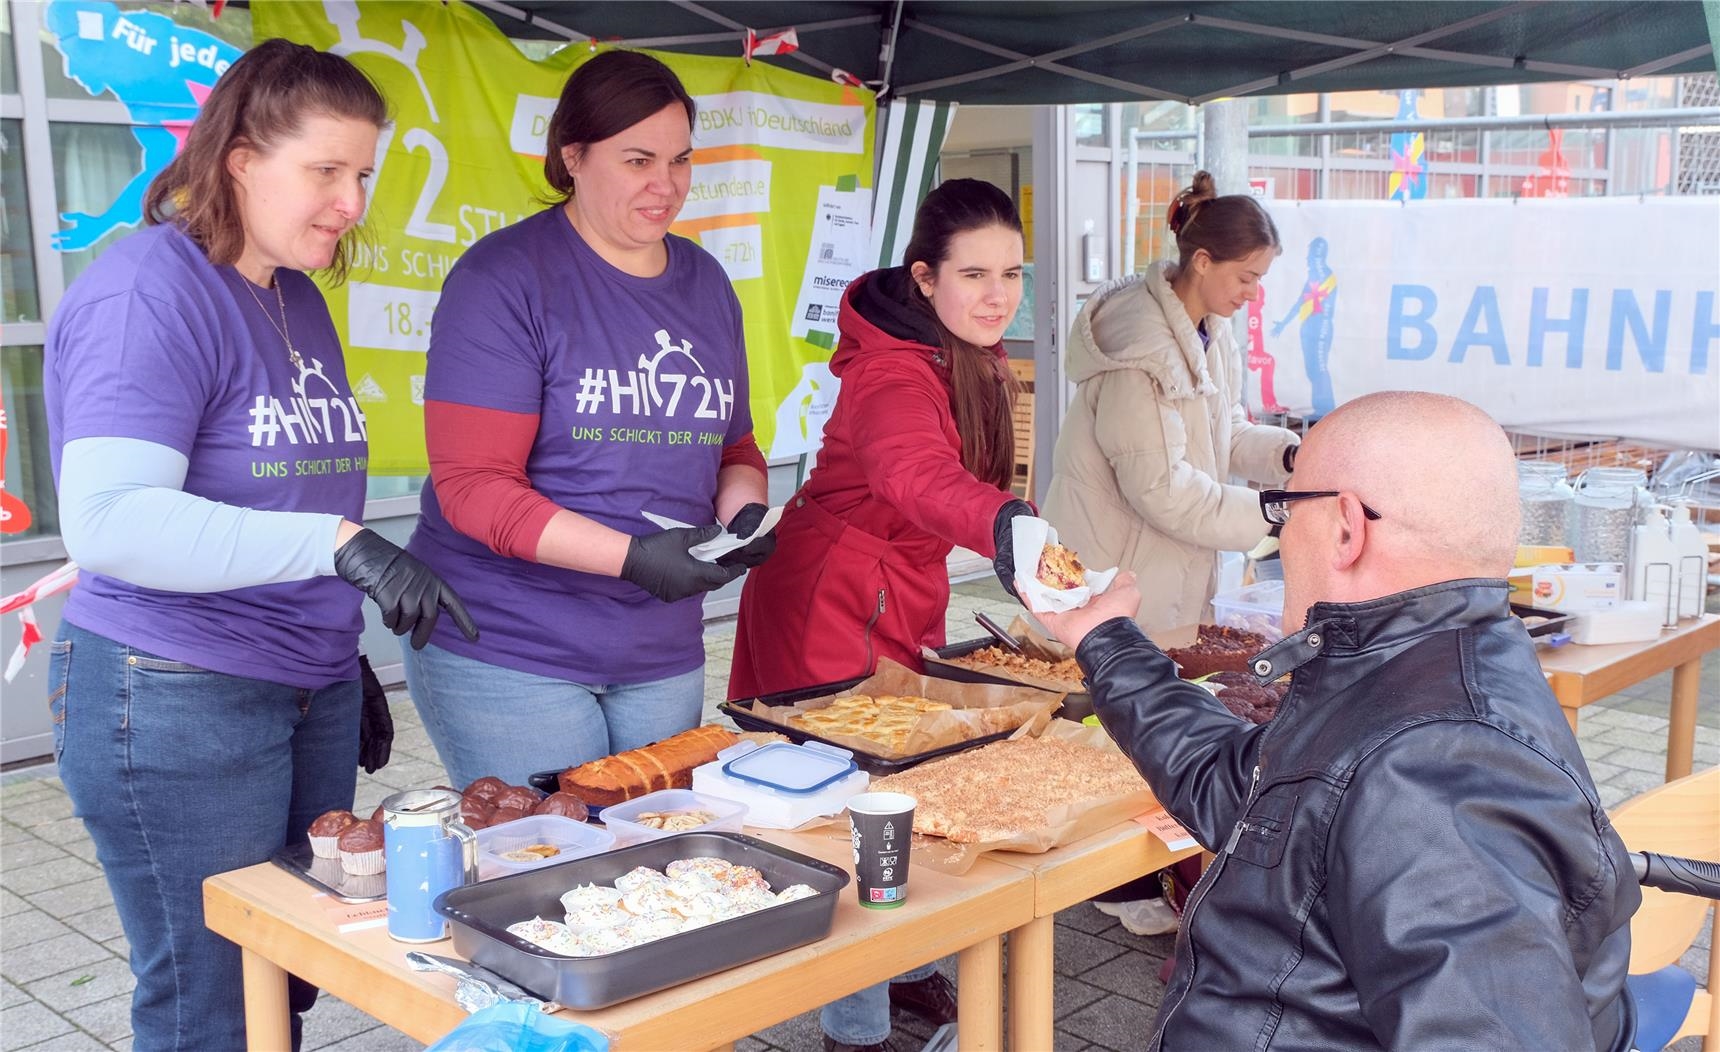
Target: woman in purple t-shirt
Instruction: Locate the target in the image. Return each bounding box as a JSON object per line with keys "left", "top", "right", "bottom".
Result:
{"left": 43, "top": 41, "right": 473, "bottom": 1051}
{"left": 400, "top": 51, "right": 774, "bottom": 789}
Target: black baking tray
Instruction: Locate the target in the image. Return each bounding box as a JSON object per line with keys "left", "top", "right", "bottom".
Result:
{"left": 434, "top": 831, "right": 848, "bottom": 1009}
{"left": 271, "top": 842, "right": 387, "bottom": 903}
{"left": 718, "top": 673, "right": 1017, "bottom": 773}
{"left": 1511, "top": 602, "right": 1574, "bottom": 639}
{"left": 925, "top": 638, "right": 1093, "bottom": 723}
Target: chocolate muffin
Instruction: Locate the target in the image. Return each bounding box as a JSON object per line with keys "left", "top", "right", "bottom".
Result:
{"left": 337, "top": 819, "right": 385, "bottom": 875}
{"left": 494, "top": 786, "right": 543, "bottom": 813}
{"left": 533, "top": 792, "right": 589, "bottom": 822}
{"left": 489, "top": 805, "right": 531, "bottom": 828}
{"left": 459, "top": 796, "right": 496, "bottom": 830}
{"left": 308, "top": 810, "right": 357, "bottom": 858}
{"left": 463, "top": 776, "right": 510, "bottom": 803}
{"left": 1207, "top": 670, "right": 1265, "bottom": 690}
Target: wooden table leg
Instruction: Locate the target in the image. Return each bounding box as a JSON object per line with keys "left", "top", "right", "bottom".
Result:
{"left": 1666, "top": 659, "right": 1700, "bottom": 780}
{"left": 1007, "top": 916, "right": 1055, "bottom": 1052}
{"left": 240, "top": 947, "right": 292, "bottom": 1052}
{"left": 957, "top": 934, "right": 1003, "bottom": 1051}
{"left": 1562, "top": 705, "right": 1580, "bottom": 736}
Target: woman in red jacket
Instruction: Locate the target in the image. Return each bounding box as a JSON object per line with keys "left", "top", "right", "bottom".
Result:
{"left": 731, "top": 178, "right": 1033, "bottom": 702}
{"left": 731, "top": 177, "right": 1034, "bottom": 1051}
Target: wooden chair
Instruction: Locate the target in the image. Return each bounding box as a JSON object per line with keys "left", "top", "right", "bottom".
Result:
{"left": 1610, "top": 765, "right": 1720, "bottom": 1052}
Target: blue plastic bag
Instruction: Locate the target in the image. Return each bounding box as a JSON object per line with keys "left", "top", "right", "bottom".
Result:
{"left": 424, "top": 1002, "right": 609, "bottom": 1052}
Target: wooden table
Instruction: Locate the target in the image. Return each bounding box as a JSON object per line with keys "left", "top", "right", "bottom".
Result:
{"left": 990, "top": 820, "right": 1203, "bottom": 1051}
{"left": 1540, "top": 613, "right": 1719, "bottom": 780}
{"left": 204, "top": 827, "right": 1035, "bottom": 1051}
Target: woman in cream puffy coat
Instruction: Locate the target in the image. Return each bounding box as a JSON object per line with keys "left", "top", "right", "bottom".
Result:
{"left": 1043, "top": 172, "right": 1300, "bottom": 633}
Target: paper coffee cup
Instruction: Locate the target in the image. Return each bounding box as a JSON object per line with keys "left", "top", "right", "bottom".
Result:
{"left": 848, "top": 792, "right": 915, "bottom": 909}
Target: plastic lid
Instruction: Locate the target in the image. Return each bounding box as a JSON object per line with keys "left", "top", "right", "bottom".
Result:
{"left": 721, "top": 742, "right": 858, "bottom": 795}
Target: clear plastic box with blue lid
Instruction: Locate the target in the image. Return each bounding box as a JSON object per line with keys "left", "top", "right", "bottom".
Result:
{"left": 692, "top": 740, "right": 870, "bottom": 829}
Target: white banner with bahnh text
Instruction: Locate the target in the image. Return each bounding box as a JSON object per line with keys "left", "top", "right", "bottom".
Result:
{"left": 1250, "top": 198, "right": 1719, "bottom": 451}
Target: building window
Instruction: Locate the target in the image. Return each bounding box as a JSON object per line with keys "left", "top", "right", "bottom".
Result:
{"left": 2, "top": 345, "right": 57, "bottom": 541}
{"left": 49, "top": 122, "right": 144, "bottom": 288}
{"left": 2, "top": 119, "right": 38, "bottom": 323}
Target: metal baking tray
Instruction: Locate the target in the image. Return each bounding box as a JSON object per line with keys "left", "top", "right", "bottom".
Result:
{"left": 718, "top": 674, "right": 1016, "bottom": 773}
{"left": 1511, "top": 602, "right": 1574, "bottom": 641}
{"left": 271, "top": 842, "right": 387, "bottom": 903}
{"left": 433, "top": 831, "right": 848, "bottom": 1009}
{"left": 925, "top": 638, "right": 1093, "bottom": 723}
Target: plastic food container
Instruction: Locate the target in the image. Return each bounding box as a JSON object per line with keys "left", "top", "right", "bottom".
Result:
{"left": 691, "top": 741, "right": 869, "bottom": 829}
{"left": 1210, "top": 580, "right": 1286, "bottom": 642}
{"left": 435, "top": 831, "right": 849, "bottom": 1009}
{"left": 599, "top": 789, "right": 747, "bottom": 846}
{"left": 1517, "top": 460, "right": 1574, "bottom": 547}
{"left": 1568, "top": 601, "right": 1665, "bottom": 645}
{"left": 475, "top": 815, "right": 615, "bottom": 875}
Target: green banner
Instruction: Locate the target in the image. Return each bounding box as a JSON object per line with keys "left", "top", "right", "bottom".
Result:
{"left": 255, "top": 1, "right": 874, "bottom": 474}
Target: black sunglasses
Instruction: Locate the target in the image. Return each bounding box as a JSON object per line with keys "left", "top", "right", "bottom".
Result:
{"left": 1259, "top": 489, "right": 1384, "bottom": 526}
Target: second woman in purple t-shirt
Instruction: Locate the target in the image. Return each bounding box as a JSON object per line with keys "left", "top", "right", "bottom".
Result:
{"left": 402, "top": 51, "right": 774, "bottom": 789}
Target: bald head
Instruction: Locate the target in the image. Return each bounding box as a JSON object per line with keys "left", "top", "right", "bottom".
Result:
{"left": 1301, "top": 392, "right": 1520, "bottom": 575}
{"left": 1279, "top": 393, "right": 1519, "bottom": 628}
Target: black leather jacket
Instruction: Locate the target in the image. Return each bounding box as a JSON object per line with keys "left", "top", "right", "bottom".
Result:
{"left": 1077, "top": 580, "right": 1639, "bottom": 1052}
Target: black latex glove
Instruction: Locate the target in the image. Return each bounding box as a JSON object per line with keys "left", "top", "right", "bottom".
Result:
{"left": 991, "top": 499, "right": 1037, "bottom": 600}
{"left": 621, "top": 523, "right": 746, "bottom": 603}
{"left": 334, "top": 528, "right": 480, "bottom": 650}
{"left": 357, "top": 654, "right": 392, "bottom": 774}
{"left": 717, "top": 502, "right": 777, "bottom": 570}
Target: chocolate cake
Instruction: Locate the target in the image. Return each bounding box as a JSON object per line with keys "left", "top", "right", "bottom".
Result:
{"left": 1168, "top": 625, "right": 1269, "bottom": 678}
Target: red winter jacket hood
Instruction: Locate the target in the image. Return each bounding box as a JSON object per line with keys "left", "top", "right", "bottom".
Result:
{"left": 728, "top": 267, "right": 1018, "bottom": 699}
{"left": 814, "top": 267, "right": 1014, "bottom": 558}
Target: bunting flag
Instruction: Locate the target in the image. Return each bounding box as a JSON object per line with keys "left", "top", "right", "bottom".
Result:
{"left": 2, "top": 562, "right": 79, "bottom": 682}
{"left": 744, "top": 27, "right": 799, "bottom": 63}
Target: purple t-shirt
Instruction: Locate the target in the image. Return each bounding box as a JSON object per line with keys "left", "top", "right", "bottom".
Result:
{"left": 45, "top": 223, "right": 367, "bottom": 688}
{"left": 408, "top": 207, "right": 751, "bottom": 683}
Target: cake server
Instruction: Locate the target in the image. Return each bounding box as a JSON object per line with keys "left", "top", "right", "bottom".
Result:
{"left": 975, "top": 612, "right": 1025, "bottom": 652}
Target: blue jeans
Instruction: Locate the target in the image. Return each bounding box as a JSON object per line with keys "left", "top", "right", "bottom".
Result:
{"left": 400, "top": 642, "right": 706, "bottom": 790}
{"left": 822, "top": 965, "right": 939, "bottom": 1046}
{"left": 51, "top": 620, "right": 360, "bottom": 1052}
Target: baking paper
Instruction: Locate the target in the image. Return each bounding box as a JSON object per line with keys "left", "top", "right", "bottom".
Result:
{"left": 740, "top": 658, "right": 1063, "bottom": 761}
{"left": 873, "top": 719, "right": 1159, "bottom": 876}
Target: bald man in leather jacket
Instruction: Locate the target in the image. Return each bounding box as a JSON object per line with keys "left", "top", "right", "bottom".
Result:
{"left": 1039, "top": 392, "right": 1639, "bottom": 1052}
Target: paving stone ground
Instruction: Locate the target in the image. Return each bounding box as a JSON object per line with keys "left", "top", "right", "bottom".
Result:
{"left": 2, "top": 579, "right": 1714, "bottom": 1051}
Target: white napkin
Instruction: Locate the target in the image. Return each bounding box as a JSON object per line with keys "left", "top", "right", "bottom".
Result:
{"left": 641, "top": 506, "right": 785, "bottom": 563}
{"left": 1011, "top": 515, "right": 1120, "bottom": 613}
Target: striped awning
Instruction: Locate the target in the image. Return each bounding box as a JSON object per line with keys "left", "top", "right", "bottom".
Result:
{"left": 869, "top": 98, "right": 957, "bottom": 269}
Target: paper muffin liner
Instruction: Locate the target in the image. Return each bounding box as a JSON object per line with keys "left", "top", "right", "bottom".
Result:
{"left": 309, "top": 834, "right": 342, "bottom": 859}
{"left": 339, "top": 847, "right": 385, "bottom": 876}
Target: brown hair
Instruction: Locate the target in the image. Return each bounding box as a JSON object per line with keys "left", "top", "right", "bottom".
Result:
{"left": 544, "top": 50, "right": 697, "bottom": 202}
{"left": 1166, "top": 170, "right": 1281, "bottom": 271}
{"left": 901, "top": 178, "right": 1023, "bottom": 490}
{"left": 143, "top": 38, "right": 387, "bottom": 285}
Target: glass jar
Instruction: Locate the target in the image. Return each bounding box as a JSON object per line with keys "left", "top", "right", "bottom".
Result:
{"left": 1572, "top": 467, "right": 1646, "bottom": 564}
{"left": 1516, "top": 461, "right": 1573, "bottom": 546}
